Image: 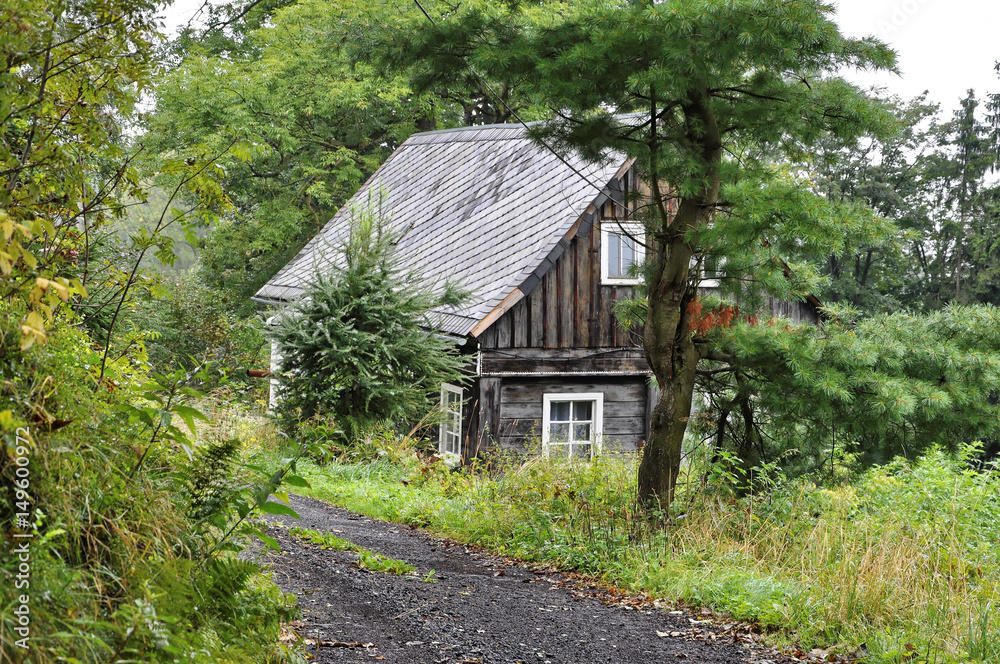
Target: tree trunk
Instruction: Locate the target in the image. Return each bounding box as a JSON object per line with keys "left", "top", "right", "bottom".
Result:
{"left": 636, "top": 88, "right": 721, "bottom": 509}
{"left": 638, "top": 305, "right": 698, "bottom": 508}
{"left": 636, "top": 214, "right": 701, "bottom": 509}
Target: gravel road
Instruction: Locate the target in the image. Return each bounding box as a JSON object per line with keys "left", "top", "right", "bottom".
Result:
{"left": 261, "top": 494, "right": 786, "bottom": 664}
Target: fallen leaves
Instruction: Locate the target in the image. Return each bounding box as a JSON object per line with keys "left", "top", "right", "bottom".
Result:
{"left": 303, "top": 638, "right": 376, "bottom": 648}
{"left": 278, "top": 620, "right": 304, "bottom": 646}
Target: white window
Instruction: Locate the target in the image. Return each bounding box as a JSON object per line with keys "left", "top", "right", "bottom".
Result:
{"left": 542, "top": 392, "right": 604, "bottom": 459}
{"left": 439, "top": 384, "right": 463, "bottom": 456}
{"left": 268, "top": 339, "right": 282, "bottom": 411}
{"left": 601, "top": 221, "right": 645, "bottom": 285}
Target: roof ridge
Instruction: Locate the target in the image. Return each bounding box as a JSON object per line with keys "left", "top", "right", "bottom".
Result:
{"left": 412, "top": 111, "right": 647, "bottom": 139}
{"left": 410, "top": 120, "right": 538, "bottom": 138}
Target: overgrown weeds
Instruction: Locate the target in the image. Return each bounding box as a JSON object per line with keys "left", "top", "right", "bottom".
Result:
{"left": 0, "top": 325, "right": 305, "bottom": 664}
{"left": 287, "top": 526, "right": 415, "bottom": 575}
{"left": 289, "top": 526, "right": 358, "bottom": 552}
{"left": 357, "top": 550, "right": 416, "bottom": 575}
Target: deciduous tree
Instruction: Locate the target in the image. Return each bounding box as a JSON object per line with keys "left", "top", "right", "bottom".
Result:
{"left": 149, "top": 0, "right": 549, "bottom": 306}
{"left": 1, "top": 0, "right": 158, "bottom": 348}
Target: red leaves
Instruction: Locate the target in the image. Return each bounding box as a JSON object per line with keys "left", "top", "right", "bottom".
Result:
{"left": 686, "top": 298, "right": 748, "bottom": 336}
{"left": 685, "top": 298, "right": 703, "bottom": 320}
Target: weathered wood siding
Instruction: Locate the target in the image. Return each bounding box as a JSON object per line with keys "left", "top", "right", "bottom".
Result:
{"left": 766, "top": 296, "right": 820, "bottom": 325}
{"left": 450, "top": 377, "right": 501, "bottom": 465}
{"left": 496, "top": 376, "right": 649, "bottom": 452}
{"left": 477, "top": 220, "right": 643, "bottom": 351}
{"left": 480, "top": 348, "right": 649, "bottom": 376}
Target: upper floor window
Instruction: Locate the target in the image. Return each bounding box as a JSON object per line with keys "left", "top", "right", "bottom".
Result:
{"left": 601, "top": 221, "right": 645, "bottom": 285}
{"left": 699, "top": 253, "right": 725, "bottom": 289}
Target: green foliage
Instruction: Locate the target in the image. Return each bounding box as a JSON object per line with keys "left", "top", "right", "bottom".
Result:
{"left": 150, "top": 0, "right": 555, "bottom": 305}
{"left": 129, "top": 273, "right": 266, "bottom": 381}
{"left": 185, "top": 437, "right": 243, "bottom": 521}
{"left": 385, "top": 0, "right": 901, "bottom": 505}
{"left": 805, "top": 94, "right": 941, "bottom": 311}
{"left": 0, "top": 0, "right": 158, "bottom": 347}
{"left": 357, "top": 550, "right": 416, "bottom": 576}
{"left": 294, "top": 418, "right": 431, "bottom": 467}
{"left": 288, "top": 525, "right": 415, "bottom": 574}
{"left": 271, "top": 203, "right": 469, "bottom": 441}
{"left": 113, "top": 187, "right": 203, "bottom": 274}
{"left": 693, "top": 304, "right": 1000, "bottom": 481}
{"left": 703, "top": 168, "right": 897, "bottom": 308}
{"left": 148, "top": 0, "right": 429, "bottom": 304}
{"left": 0, "top": 1, "right": 307, "bottom": 662}
{"left": 807, "top": 88, "right": 1000, "bottom": 313}
{"left": 0, "top": 322, "right": 302, "bottom": 663}
{"left": 288, "top": 526, "right": 359, "bottom": 551}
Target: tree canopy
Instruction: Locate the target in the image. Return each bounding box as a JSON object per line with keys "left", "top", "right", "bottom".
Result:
{"left": 385, "top": 0, "right": 900, "bottom": 505}
{"left": 147, "top": 0, "right": 553, "bottom": 306}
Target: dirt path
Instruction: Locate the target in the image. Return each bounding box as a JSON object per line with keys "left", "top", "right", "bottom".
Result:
{"left": 261, "top": 495, "right": 783, "bottom": 664}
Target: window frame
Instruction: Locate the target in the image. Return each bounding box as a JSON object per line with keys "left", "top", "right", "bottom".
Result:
{"left": 600, "top": 220, "right": 646, "bottom": 285}
{"left": 438, "top": 383, "right": 463, "bottom": 457}
{"left": 541, "top": 392, "right": 604, "bottom": 459}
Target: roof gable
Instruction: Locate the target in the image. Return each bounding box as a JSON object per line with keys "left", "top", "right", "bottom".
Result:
{"left": 255, "top": 123, "right": 626, "bottom": 337}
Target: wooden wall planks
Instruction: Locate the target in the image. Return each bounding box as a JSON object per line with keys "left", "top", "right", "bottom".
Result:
{"left": 475, "top": 377, "right": 501, "bottom": 457}
{"left": 480, "top": 220, "right": 643, "bottom": 351}
{"left": 496, "top": 376, "right": 648, "bottom": 451}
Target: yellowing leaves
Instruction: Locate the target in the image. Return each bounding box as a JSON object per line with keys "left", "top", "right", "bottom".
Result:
{"left": 20, "top": 310, "right": 46, "bottom": 350}
{"left": 35, "top": 277, "right": 71, "bottom": 302}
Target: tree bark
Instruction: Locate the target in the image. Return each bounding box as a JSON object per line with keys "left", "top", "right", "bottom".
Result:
{"left": 637, "top": 88, "right": 722, "bottom": 509}
{"left": 638, "top": 246, "right": 699, "bottom": 509}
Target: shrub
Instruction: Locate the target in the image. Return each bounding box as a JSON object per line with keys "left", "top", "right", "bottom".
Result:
{"left": 270, "top": 202, "right": 468, "bottom": 441}
{"left": 0, "top": 313, "right": 302, "bottom": 664}
{"left": 130, "top": 273, "right": 267, "bottom": 387}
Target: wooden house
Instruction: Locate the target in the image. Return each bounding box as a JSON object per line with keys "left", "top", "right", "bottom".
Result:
{"left": 254, "top": 123, "right": 816, "bottom": 463}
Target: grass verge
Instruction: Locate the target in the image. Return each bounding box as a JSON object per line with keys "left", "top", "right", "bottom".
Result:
{"left": 287, "top": 526, "right": 416, "bottom": 575}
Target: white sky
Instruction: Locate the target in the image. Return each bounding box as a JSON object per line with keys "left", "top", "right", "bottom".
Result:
{"left": 158, "top": 0, "right": 1000, "bottom": 114}
{"left": 158, "top": 0, "right": 207, "bottom": 35}
{"left": 833, "top": 0, "right": 1000, "bottom": 111}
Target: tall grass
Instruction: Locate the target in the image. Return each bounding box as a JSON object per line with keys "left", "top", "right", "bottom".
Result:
{"left": 280, "top": 439, "right": 1000, "bottom": 663}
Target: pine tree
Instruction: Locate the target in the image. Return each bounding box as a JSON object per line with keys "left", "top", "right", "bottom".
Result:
{"left": 271, "top": 203, "right": 468, "bottom": 441}
{"left": 701, "top": 303, "right": 1000, "bottom": 479}
{"left": 942, "top": 91, "right": 993, "bottom": 303}
{"left": 385, "top": 0, "right": 897, "bottom": 506}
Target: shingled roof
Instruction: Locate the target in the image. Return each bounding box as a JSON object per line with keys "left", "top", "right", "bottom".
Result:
{"left": 253, "top": 122, "right": 628, "bottom": 338}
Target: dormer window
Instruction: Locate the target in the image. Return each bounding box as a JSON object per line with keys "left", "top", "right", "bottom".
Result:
{"left": 601, "top": 221, "right": 645, "bottom": 285}
{"left": 600, "top": 170, "right": 645, "bottom": 285}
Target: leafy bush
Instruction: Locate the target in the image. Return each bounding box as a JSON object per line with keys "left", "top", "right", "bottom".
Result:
{"left": 688, "top": 304, "right": 1000, "bottom": 487}
{"left": 129, "top": 273, "right": 267, "bottom": 385}
{"left": 0, "top": 319, "right": 305, "bottom": 663}
{"left": 270, "top": 203, "right": 469, "bottom": 441}
{"left": 0, "top": 0, "right": 301, "bottom": 660}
